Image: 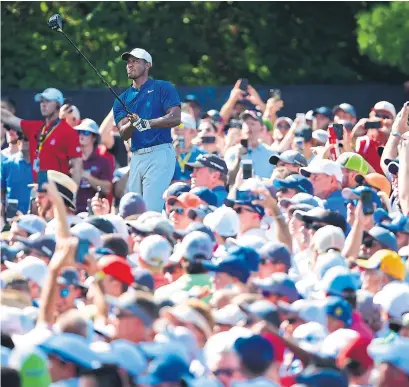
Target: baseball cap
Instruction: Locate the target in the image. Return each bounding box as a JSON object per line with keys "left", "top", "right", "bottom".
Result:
{"left": 213, "top": 304, "right": 247, "bottom": 326}
{"left": 132, "top": 268, "right": 155, "bottom": 292}
{"left": 39, "top": 333, "right": 101, "bottom": 369}
{"left": 368, "top": 337, "right": 409, "bottom": 375}
{"left": 85, "top": 216, "right": 116, "bottom": 234}
{"left": 355, "top": 173, "right": 391, "bottom": 196}
{"left": 174, "top": 222, "right": 215, "bottom": 244}
{"left": 173, "top": 231, "right": 214, "bottom": 262}
{"left": 225, "top": 189, "right": 265, "bottom": 217}
{"left": 121, "top": 48, "right": 152, "bottom": 65}
{"left": 292, "top": 322, "right": 328, "bottom": 353}
{"left": 138, "top": 353, "right": 192, "bottom": 385}
{"left": 373, "top": 282, "right": 409, "bottom": 321}
{"left": 275, "top": 116, "right": 294, "bottom": 127}
{"left": 273, "top": 174, "right": 313, "bottom": 195}
{"left": 8, "top": 346, "right": 51, "bottom": 387}
{"left": 202, "top": 248, "right": 252, "bottom": 284}
{"left": 356, "top": 249, "right": 405, "bottom": 281}
{"left": 203, "top": 109, "right": 223, "bottom": 123}
{"left": 380, "top": 214, "right": 409, "bottom": 234}
{"left": 1, "top": 241, "right": 25, "bottom": 263}
{"left": 296, "top": 366, "right": 348, "bottom": 387}
{"left": 373, "top": 100, "right": 396, "bottom": 118}
{"left": 311, "top": 225, "right": 345, "bottom": 254}
{"left": 4, "top": 256, "right": 48, "bottom": 288}
{"left": 57, "top": 268, "right": 84, "bottom": 288}
{"left": 363, "top": 226, "right": 398, "bottom": 251}
{"left": 240, "top": 300, "right": 280, "bottom": 327}
{"left": 203, "top": 206, "right": 240, "bottom": 238}
{"left": 163, "top": 182, "right": 191, "bottom": 199}
{"left": 313, "top": 106, "right": 334, "bottom": 119}
{"left": 166, "top": 192, "right": 203, "bottom": 209}
{"left": 139, "top": 235, "right": 172, "bottom": 268}
{"left": 342, "top": 186, "right": 382, "bottom": 208}
{"left": 312, "top": 129, "right": 329, "bottom": 144}
{"left": 336, "top": 152, "right": 369, "bottom": 175}
{"left": 234, "top": 334, "right": 274, "bottom": 371}
{"left": 300, "top": 159, "right": 343, "bottom": 183}
{"left": 15, "top": 215, "right": 47, "bottom": 236}
{"left": 239, "top": 110, "right": 263, "bottom": 123}
{"left": 295, "top": 126, "right": 313, "bottom": 142}
{"left": 253, "top": 273, "right": 300, "bottom": 302}
{"left": 337, "top": 335, "right": 374, "bottom": 370}
{"left": 190, "top": 187, "right": 218, "bottom": 207}
{"left": 269, "top": 150, "right": 308, "bottom": 167}
{"left": 305, "top": 110, "right": 316, "bottom": 121}
{"left": 278, "top": 300, "right": 327, "bottom": 326}
{"left": 335, "top": 103, "right": 356, "bottom": 118}
{"left": 279, "top": 193, "right": 319, "bottom": 209}
{"left": 294, "top": 207, "right": 347, "bottom": 232}
{"left": 34, "top": 88, "right": 64, "bottom": 105}
{"left": 314, "top": 250, "right": 348, "bottom": 280}
{"left": 15, "top": 235, "right": 56, "bottom": 259}
{"left": 186, "top": 154, "right": 228, "bottom": 174}
{"left": 184, "top": 94, "right": 201, "bottom": 106}
{"left": 99, "top": 255, "right": 134, "bottom": 286}
{"left": 374, "top": 208, "right": 393, "bottom": 224}
{"left": 119, "top": 192, "right": 147, "bottom": 219}
{"left": 74, "top": 118, "right": 99, "bottom": 135}
{"left": 259, "top": 242, "right": 291, "bottom": 268}
{"left": 180, "top": 112, "right": 197, "bottom": 129}
{"left": 70, "top": 222, "right": 102, "bottom": 248}
{"left": 325, "top": 296, "right": 352, "bottom": 327}
{"left": 319, "top": 266, "right": 358, "bottom": 297}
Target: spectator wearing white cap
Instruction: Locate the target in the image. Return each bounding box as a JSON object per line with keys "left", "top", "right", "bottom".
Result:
{"left": 8, "top": 215, "right": 46, "bottom": 245}
{"left": 171, "top": 112, "right": 206, "bottom": 182}
{"left": 74, "top": 119, "right": 114, "bottom": 213}
{"left": 300, "top": 159, "right": 346, "bottom": 217}
{"left": 0, "top": 88, "right": 83, "bottom": 185}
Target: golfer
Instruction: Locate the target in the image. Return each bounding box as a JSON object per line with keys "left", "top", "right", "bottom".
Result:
{"left": 114, "top": 48, "right": 181, "bottom": 212}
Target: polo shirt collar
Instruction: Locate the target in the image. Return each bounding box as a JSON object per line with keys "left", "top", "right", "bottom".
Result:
{"left": 132, "top": 77, "right": 153, "bottom": 91}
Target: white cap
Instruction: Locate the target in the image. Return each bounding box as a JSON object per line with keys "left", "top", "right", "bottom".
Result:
{"left": 110, "top": 339, "right": 148, "bottom": 376}
{"left": 15, "top": 215, "right": 47, "bottom": 235}
{"left": 103, "top": 215, "right": 129, "bottom": 240}
{"left": 204, "top": 206, "right": 240, "bottom": 238}
{"left": 5, "top": 256, "right": 49, "bottom": 288}
{"left": 305, "top": 110, "right": 316, "bottom": 121}
{"left": 180, "top": 112, "right": 197, "bottom": 130}
{"left": 311, "top": 225, "right": 345, "bottom": 254}
{"left": 314, "top": 250, "right": 348, "bottom": 279}
{"left": 292, "top": 322, "right": 328, "bottom": 353}
{"left": 1, "top": 306, "right": 36, "bottom": 335}
{"left": 213, "top": 304, "right": 247, "bottom": 326}
{"left": 373, "top": 282, "right": 409, "bottom": 321}
{"left": 312, "top": 129, "right": 328, "bottom": 145}
{"left": 280, "top": 299, "right": 327, "bottom": 326}
{"left": 34, "top": 88, "right": 64, "bottom": 105}
{"left": 70, "top": 222, "right": 102, "bottom": 248}
{"left": 74, "top": 118, "right": 100, "bottom": 135}
{"left": 226, "top": 235, "right": 265, "bottom": 251}
{"left": 139, "top": 235, "right": 172, "bottom": 268}
{"left": 321, "top": 329, "right": 359, "bottom": 358}
{"left": 374, "top": 101, "right": 396, "bottom": 118}
{"left": 121, "top": 48, "right": 152, "bottom": 66}
{"left": 300, "top": 159, "right": 343, "bottom": 183}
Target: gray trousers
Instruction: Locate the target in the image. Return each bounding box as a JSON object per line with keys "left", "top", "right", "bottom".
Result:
{"left": 127, "top": 143, "right": 176, "bottom": 212}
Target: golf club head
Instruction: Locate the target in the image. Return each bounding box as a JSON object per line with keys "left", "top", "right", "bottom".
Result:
{"left": 48, "top": 14, "right": 63, "bottom": 31}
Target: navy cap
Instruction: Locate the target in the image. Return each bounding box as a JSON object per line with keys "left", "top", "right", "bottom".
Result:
{"left": 259, "top": 242, "right": 291, "bottom": 268}
{"left": 15, "top": 235, "right": 56, "bottom": 259}
{"left": 295, "top": 126, "right": 313, "bottom": 142}
{"left": 269, "top": 150, "right": 308, "bottom": 167}
{"left": 364, "top": 226, "right": 398, "bottom": 252}
{"left": 119, "top": 192, "right": 147, "bottom": 219}
{"left": 273, "top": 174, "right": 314, "bottom": 195}
{"left": 138, "top": 353, "right": 192, "bottom": 385}
{"left": 234, "top": 335, "right": 274, "bottom": 370}
{"left": 325, "top": 296, "right": 353, "bottom": 327}
{"left": 335, "top": 103, "right": 357, "bottom": 118}
{"left": 190, "top": 187, "right": 218, "bottom": 207}
{"left": 253, "top": 273, "right": 300, "bottom": 302}
{"left": 225, "top": 190, "right": 265, "bottom": 217}
{"left": 241, "top": 300, "right": 280, "bottom": 328}
{"left": 132, "top": 268, "right": 154, "bottom": 292}
{"left": 85, "top": 216, "right": 116, "bottom": 234}
{"left": 313, "top": 106, "right": 334, "bottom": 120}
{"left": 57, "top": 268, "right": 83, "bottom": 287}
{"left": 203, "top": 248, "right": 252, "bottom": 284}
{"left": 164, "top": 182, "right": 191, "bottom": 199}
{"left": 296, "top": 366, "right": 348, "bottom": 387}
{"left": 294, "top": 208, "right": 347, "bottom": 233}
{"left": 186, "top": 153, "right": 228, "bottom": 174}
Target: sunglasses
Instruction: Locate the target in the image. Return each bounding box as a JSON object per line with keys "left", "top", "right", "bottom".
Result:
{"left": 213, "top": 368, "right": 238, "bottom": 377}
{"left": 78, "top": 130, "right": 93, "bottom": 136}
{"left": 171, "top": 208, "right": 185, "bottom": 215}
{"left": 375, "top": 113, "right": 392, "bottom": 120}
{"left": 60, "top": 288, "right": 70, "bottom": 298}
{"left": 363, "top": 238, "right": 374, "bottom": 248}
{"left": 234, "top": 207, "right": 257, "bottom": 214}
{"left": 277, "top": 124, "right": 291, "bottom": 130}
{"left": 286, "top": 316, "right": 299, "bottom": 324}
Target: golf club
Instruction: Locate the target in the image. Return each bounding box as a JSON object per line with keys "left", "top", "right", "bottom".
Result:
{"left": 47, "top": 14, "right": 135, "bottom": 118}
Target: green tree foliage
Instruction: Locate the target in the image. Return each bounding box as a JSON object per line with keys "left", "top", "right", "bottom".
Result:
{"left": 357, "top": 1, "right": 409, "bottom": 76}
{"left": 1, "top": 1, "right": 406, "bottom": 88}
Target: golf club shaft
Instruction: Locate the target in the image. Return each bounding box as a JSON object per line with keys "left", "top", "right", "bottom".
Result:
{"left": 59, "top": 30, "right": 133, "bottom": 115}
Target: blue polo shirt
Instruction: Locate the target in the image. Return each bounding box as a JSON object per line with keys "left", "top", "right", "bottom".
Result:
{"left": 1, "top": 152, "right": 33, "bottom": 213}
{"left": 113, "top": 78, "right": 181, "bottom": 151}
{"left": 320, "top": 189, "right": 347, "bottom": 218}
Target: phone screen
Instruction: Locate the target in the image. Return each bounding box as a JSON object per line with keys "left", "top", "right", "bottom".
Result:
{"left": 75, "top": 239, "right": 90, "bottom": 263}
{"left": 202, "top": 136, "right": 216, "bottom": 144}
{"left": 240, "top": 139, "right": 248, "bottom": 148}
{"left": 360, "top": 191, "right": 374, "bottom": 215}
{"left": 269, "top": 89, "right": 281, "bottom": 100}
{"left": 6, "top": 199, "right": 19, "bottom": 221}
{"left": 332, "top": 124, "right": 344, "bottom": 140}
{"left": 241, "top": 160, "right": 253, "bottom": 180}
{"left": 239, "top": 78, "right": 248, "bottom": 92}
{"left": 37, "top": 171, "right": 48, "bottom": 193}
{"left": 364, "top": 121, "right": 382, "bottom": 130}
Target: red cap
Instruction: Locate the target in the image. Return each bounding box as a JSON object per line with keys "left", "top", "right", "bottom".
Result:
{"left": 99, "top": 255, "right": 133, "bottom": 286}
{"left": 262, "top": 332, "right": 285, "bottom": 363}
{"left": 337, "top": 335, "right": 374, "bottom": 369}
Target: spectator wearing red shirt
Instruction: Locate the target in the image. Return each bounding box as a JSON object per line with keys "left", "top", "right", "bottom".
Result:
{"left": 0, "top": 88, "right": 83, "bottom": 184}
{"left": 73, "top": 119, "right": 113, "bottom": 213}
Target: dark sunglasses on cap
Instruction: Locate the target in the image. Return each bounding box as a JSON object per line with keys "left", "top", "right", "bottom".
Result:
{"left": 234, "top": 206, "right": 257, "bottom": 214}
{"left": 171, "top": 208, "right": 185, "bottom": 215}
{"left": 375, "top": 113, "right": 392, "bottom": 120}
{"left": 78, "top": 130, "right": 93, "bottom": 136}
{"left": 213, "top": 368, "right": 238, "bottom": 377}
{"left": 277, "top": 123, "right": 291, "bottom": 130}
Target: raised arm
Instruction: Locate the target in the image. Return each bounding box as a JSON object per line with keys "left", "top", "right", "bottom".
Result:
{"left": 99, "top": 109, "right": 116, "bottom": 149}
{"left": 1, "top": 108, "right": 22, "bottom": 131}
{"left": 220, "top": 80, "right": 246, "bottom": 124}
{"left": 399, "top": 138, "right": 409, "bottom": 215}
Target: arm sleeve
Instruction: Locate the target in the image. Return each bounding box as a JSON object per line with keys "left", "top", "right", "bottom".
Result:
{"left": 160, "top": 82, "right": 181, "bottom": 111}
{"left": 113, "top": 96, "right": 128, "bottom": 125}
{"left": 65, "top": 126, "right": 82, "bottom": 159}
{"left": 20, "top": 120, "right": 43, "bottom": 138}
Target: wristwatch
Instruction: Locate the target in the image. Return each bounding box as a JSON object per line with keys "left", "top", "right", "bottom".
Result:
{"left": 391, "top": 131, "right": 402, "bottom": 137}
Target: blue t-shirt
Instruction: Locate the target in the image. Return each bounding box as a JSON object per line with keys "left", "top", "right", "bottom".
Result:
{"left": 173, "top": 146, "right": 206, "bottom": 181}
{"left": 1, "top": 153, "right": 33, "bottom": 213}
{"left": 113, "top": 78, "right": 181, "bottom": 151}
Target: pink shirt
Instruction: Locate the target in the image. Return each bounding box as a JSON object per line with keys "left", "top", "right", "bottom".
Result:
{"left": 350, "top": 311, "right": 375, "bottom": 340}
